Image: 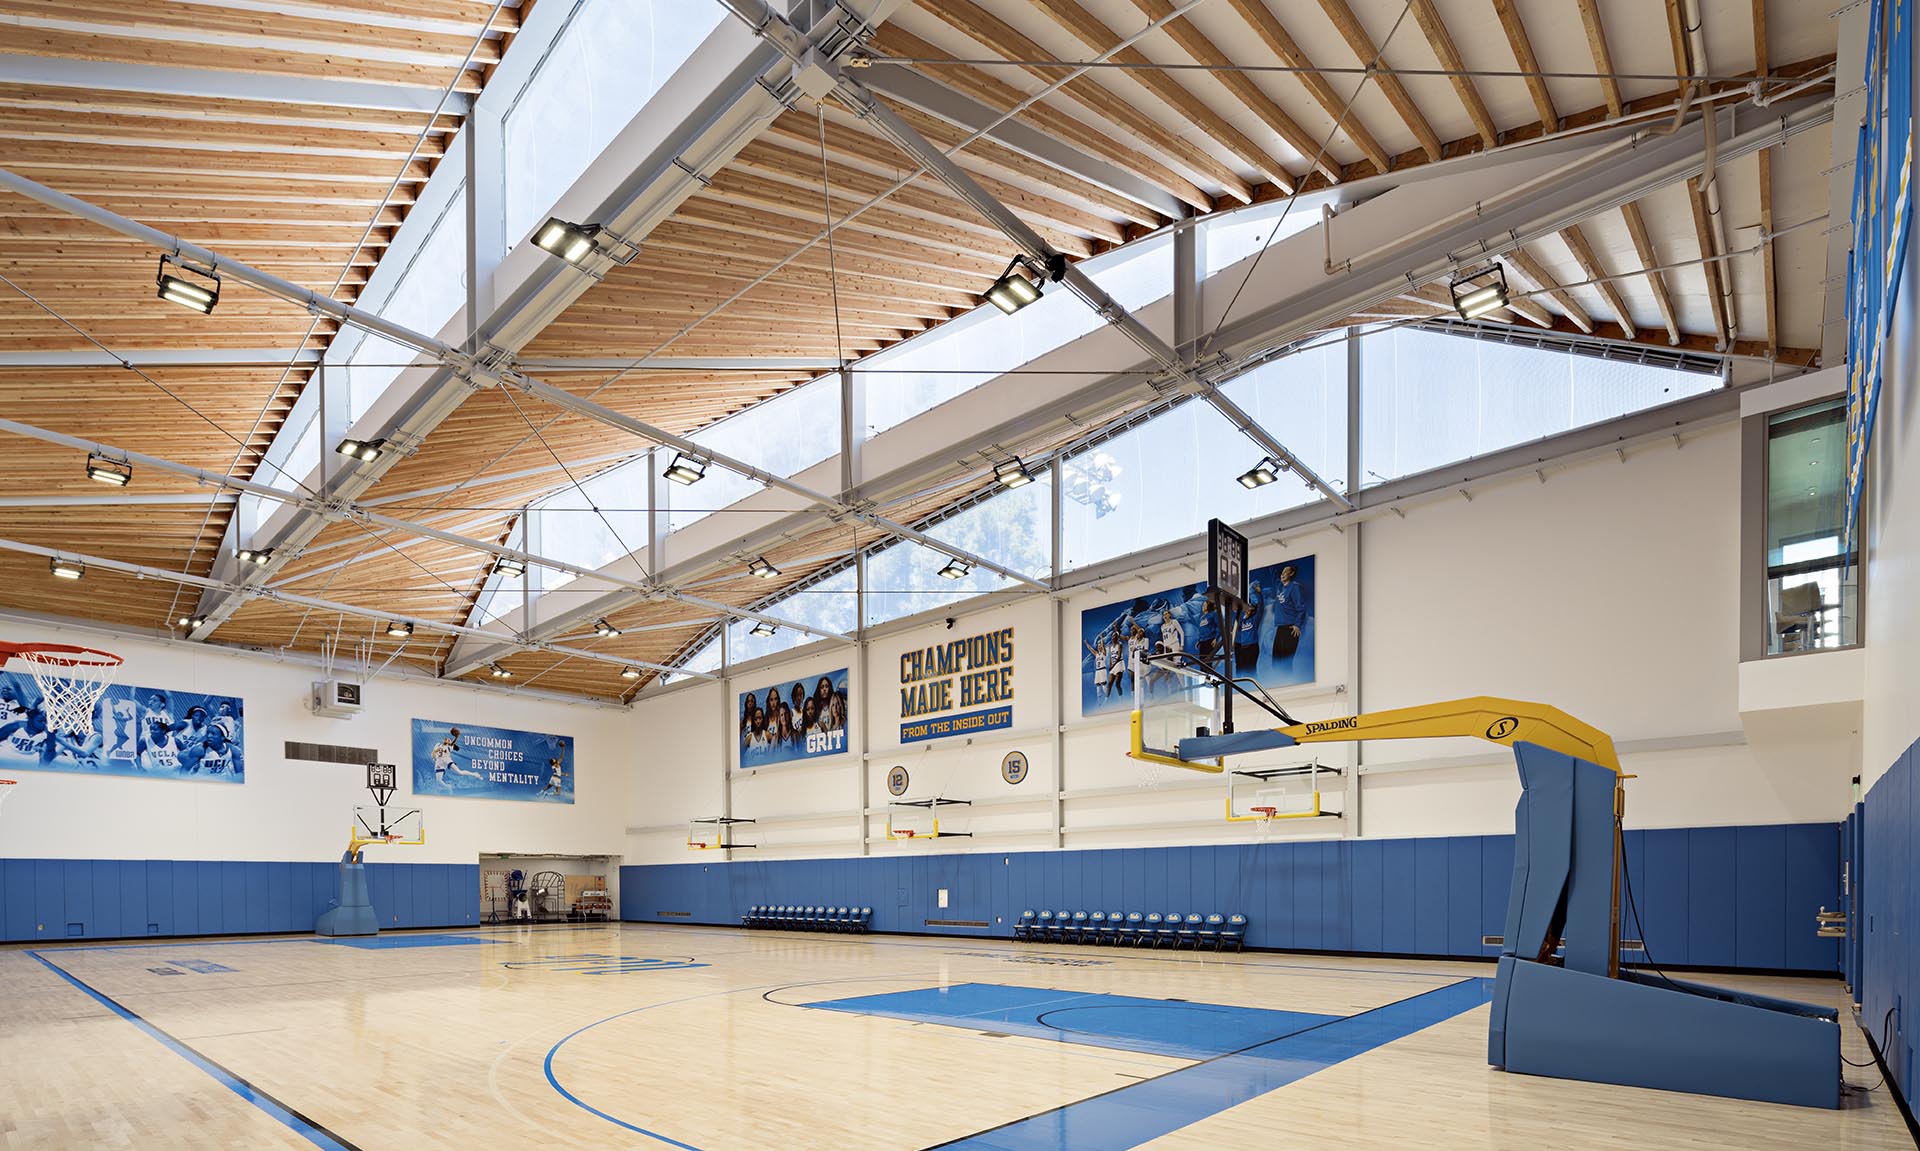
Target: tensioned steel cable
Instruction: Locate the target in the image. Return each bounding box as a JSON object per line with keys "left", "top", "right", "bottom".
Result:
{"left": 1203, "top": 0, "right": 1416, "bottom": 353}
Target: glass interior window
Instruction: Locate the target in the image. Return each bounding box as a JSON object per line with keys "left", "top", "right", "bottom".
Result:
{"left": 1764, "top": 399, "right": 1858, "bottom": 653}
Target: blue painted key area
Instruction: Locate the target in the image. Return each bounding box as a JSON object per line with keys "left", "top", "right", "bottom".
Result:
{"left": 807, "top": 982, "right": 1338, "bottom": 1060}
{"left": 929, "top": 979, "right": 1494, "bottom": 1151}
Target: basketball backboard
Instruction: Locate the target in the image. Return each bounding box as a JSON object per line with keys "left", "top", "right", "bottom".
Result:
{"left": 1129, "top": 657, "right": 1224, "bottom": 772}
{"left": 352, "top": 804, "right": 423, "bottom": 847}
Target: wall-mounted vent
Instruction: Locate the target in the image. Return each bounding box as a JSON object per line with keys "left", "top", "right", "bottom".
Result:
{"left": 284, "top": 741, "right": 380, "bottom": 765}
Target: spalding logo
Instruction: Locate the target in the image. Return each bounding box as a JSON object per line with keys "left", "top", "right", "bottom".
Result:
{"left": 1302, "top": 717, "right": 1360, "bottom": 734}
{"left": 1486, "top": 717, "right": 1520, "bottom": 740}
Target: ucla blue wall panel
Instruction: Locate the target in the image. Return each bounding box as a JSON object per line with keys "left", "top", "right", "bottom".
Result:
{"left": 0, "top": 859, "right": 479, "bottom": 941}
{"left": 1861, "top": 739, "right": 1920, "bottom": 1109}
{"left": 620, "top": 821, "right": 1839, "bottom": 974}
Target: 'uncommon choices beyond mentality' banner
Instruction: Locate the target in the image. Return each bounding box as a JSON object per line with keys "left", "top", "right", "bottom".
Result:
{"left": 411, "top": 718, "right": 574, "bottom": 804}
{"left": 899, "top": 626, "right": 1014, "bottom": 743}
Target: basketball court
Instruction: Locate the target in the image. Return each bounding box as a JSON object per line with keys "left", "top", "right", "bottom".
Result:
{"left": 0, "top": 0, "right": 1916, "bottom": 1148}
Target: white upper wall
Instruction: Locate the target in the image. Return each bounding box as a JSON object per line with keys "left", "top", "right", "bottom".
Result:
{"left": 1, "top": 622, "right": 632, "bottom": 863}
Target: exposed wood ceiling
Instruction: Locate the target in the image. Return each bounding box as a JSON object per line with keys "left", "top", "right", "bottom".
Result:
{"left": 0, "top": 0, "right": 1839, "bottom": 703}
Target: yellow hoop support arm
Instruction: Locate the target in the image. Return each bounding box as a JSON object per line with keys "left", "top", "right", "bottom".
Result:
{"left": 1275, "top": 696, "right": 1620, "bottom": 773}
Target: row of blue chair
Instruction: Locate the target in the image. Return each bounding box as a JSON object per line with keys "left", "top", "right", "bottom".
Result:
{"left": 1014, "top": 910, "right": 1247, "bottom": 951}
{"left": 742, "top": 905, "right": 872, "bottom": 932}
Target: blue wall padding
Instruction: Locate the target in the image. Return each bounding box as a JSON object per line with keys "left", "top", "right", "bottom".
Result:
{"left": 1861, "top": 737, "right": 1920, "bottom": 1102}
{"left": 619, "top": 821, "right": 1840, "bottom": 973}
{"left": 0, "top": 859, "right": 479, "bottom": 941}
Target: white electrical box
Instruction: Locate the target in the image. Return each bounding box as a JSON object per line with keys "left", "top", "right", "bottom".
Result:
{"left": 310, "top": 679, "right": 365, "bottom": 718}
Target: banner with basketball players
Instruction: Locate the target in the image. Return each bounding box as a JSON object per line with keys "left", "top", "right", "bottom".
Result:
{"left": 0, "top": 673, "right": 245, "bottom": 781}
{"left": 410, "top": 718, "right": 574, "bottom": 803}
{"left": 1077, "top": 554, "right": 1317, "bottom": 718}
{"left": 737, "top": 668, "right": 851, "bottom": 768}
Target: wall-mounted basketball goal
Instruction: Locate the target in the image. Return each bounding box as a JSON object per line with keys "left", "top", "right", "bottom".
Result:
{"left": 887, "top": 797, "right": 970, "bottom": 840}
{"left": 687, "top": 816, "right": 755, "bottom": 850}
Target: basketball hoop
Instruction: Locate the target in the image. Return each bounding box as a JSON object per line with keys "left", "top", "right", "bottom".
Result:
{"left": 1250, "top": 806, "right": 1278, "bottom": 818}
{"left": 1, "top": 644, "right": 122, "bottom": 736}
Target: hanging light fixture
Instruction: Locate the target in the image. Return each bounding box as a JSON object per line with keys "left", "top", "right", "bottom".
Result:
{"left": 620, "top": 666, "right": 642, "bottom": 680}
{"left": 85, "top": 453, "right": 133, "bottom": 487}
{"left": 994, "top": 456, "right": 1034, "bottom": 489}
{"left": 1449, "top": 264, "right": 1510, "bottom": 320}
{"left": 495, "top": 556, "right": 527, "bottom": 578}
{"left": 532, "top": 218, "right": 598, "bottom": 265}
{"left": 663, "top": 452, "right": 708, "bottom": 486}
{"left": 234, "top": 546, "right": 274, "bottom": 566}
{"left": 489, "top": 663, "right": 513, "bottom": 679}
{"left": 336, "top": 438, "right": 385, "bottom": 463}
{"left": 937, "top": 557, "right": 972, "bottom": 580}
{"left": 593, "top": 618, "right": 621, "bottom": 638}
{"left": 155, "top": 255, "right": 219, "bottom": 314}
{"left": 747, "top": 556, "right": 780, "bottom": 579}
{"left": 177, "top": 614, "right": 207, "bottom": 629}
{"left": 48, "top": 557, "right": 85, "bottom": 580}
{"left": 984, "top": 255, "right": 1046, "bottom": 314}
{"left": 386, "top": 620, "right": 413, "bottom": 638}
{"left": 1237, "top": 457, "right": 1284, "bottom": 489}
{"left": 749, "top": 620, "right": 777, "bottom": 638}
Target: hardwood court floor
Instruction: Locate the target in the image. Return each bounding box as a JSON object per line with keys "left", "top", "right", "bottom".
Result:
{"left": 0, "top": 923, "right": 1907, "bottom": 1150}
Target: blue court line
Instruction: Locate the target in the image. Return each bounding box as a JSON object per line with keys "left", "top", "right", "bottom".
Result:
{"left": 926, "top": 977, "right": 1494, "bottom": 1150}
{"left": 25, "top": 950, "right": 362, "bottom": 1151}
{"left": 314, "top": 933, "right": 493, "bottom": 949}
{"left": 542, "top": 999, "right": 715, "bottom": 1151}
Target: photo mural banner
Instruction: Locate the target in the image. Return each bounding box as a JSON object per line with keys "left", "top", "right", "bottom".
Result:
{"left": 898, "top": 626, "right": 1015, "bottom": 744}
{"left": 0, "top": 673, "right": 245, "bottom": 781}
{"left": 737, "top": 668, "right": 851, "bottom": 768}
{"left": 1078, "top": 554, "right": 1317, "bottom": 717}
{"left": 411, "top": 718, "right": 574, "bottom": 803}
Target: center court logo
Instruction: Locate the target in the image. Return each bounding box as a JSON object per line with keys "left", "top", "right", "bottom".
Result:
{"left": 502, "top": 953, "right": 707, "bottom": 976}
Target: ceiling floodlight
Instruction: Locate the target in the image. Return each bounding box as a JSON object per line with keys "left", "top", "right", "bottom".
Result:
{"left": 156, "top": 255, "right": 219, "bottom": 314}
{"left": 593, "top": 618, "right": 621, "bottom": 638}
{"left": 994, "top": 457, "right": 1034, "bottom": 489}
{"left": 336, "top": 438, "right": 384, "bottom": 463}
{"left": 749, "top": 620, "right": 777, "bottom": 638}
{"left": 1449, "top": 264, "right": 1510, "bottom": 320}
{"left": 48, "top": 557, "right": 85, "bottom": 580}
{"left": 177, "top": 614, "right": 207, "bottom": 629}
{"left": 235, "top": 546, "right": 274, "bottom": 566}
{"left": 747, "top": 556, "right": 780, "bottom": 579}
{"left": 985, "top": 256, "right": 1044, "bottom": 314}
{"left": 496, "top": 556, "right": 527, "bottom": 578}
{"left": 1237, "top": 457, "right": 1283, "bottom": 489}
{"left": 664, "top": 452, "right": 708, "bottom": 486}
{"left": 937, "top": 557, "right": 972, "bottom": 580}
{"left": 489, "top": 663, "right": 513, "bottom": 679}
{"left": 386, "top": 620, "right": 413, "bottom": 638}
{"left": 620, "top": 666, "right": 642, "bottom": 680}
{"left": 85, "top": 453, "right": 133, "bottom": 487}
{"left": 533, "top": 218, "right": 598, "bottom": 264}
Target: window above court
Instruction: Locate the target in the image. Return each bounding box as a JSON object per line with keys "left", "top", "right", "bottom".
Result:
{"left": 663, "top": 375, "right": 842, "bottom": 535}
{"left": 858, "top": 232, "right": 1173, "bottom": 437}
{"left": 499, "top": 0, "right": 723, "bottom": 248}
{"left": 1358, "top": 326, "right": 1719, "bottom": 486}
{"left": 864, "top": 478, "right": 1052, "bottom": 628}
{"left": 1060, "top": 338, "right": 1345, "bottom": 573}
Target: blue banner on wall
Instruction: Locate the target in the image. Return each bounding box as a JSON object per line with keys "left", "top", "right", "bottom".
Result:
{"left": 738, "top": 668, "right": 851, "bottom": 768}
{"left": 411, "top": 718, "right": 573, "bottom": 803}
{"left": 0, "top": 673, "right": 245, "bottom": 781}
{"left": 1078, "top": 555, "right": 1316, "bottom": 717}
{"left": 1846, "top": 0, "right": 1915, "bottom": 549}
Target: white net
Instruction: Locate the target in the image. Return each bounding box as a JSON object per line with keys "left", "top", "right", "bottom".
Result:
{"left": 14, "top": 648, "right": 121, "bottom": 736}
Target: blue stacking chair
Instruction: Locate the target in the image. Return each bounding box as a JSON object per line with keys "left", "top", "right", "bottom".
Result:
{"left": 858, "top": 907, "right": 872, "bottom": 933}
{"left": 1199, "top": 914, "right": 1224, "bottom": 950}
{"left": 1178, "top": 913, "right": 1203, "bottom": 947}
{"left": 822, "top": 906, "right": 840, "bottom": 931}
{"left": 741, "top": 905, "right": 756, "bottom": 926}
{"left": 1014, "top": 910, "right": 1036, "bottom": 940}
{"left": 836, "top": 906, "right": 853, "bottom": 932}
{"left": 1087, "top": 911, "right": 1106, "bottom": 942}
{"left": 1156, "top": 912, "right": 1181, "bottom": 947}
{"left": 801, "top": 905, "right": 817, "bottom": 929}
{"left": 1099, "top": 911, "right": 1123, "bottom": 944}
{"left": 1120, "top": 912, "right": 1144, "bottom": 945}
{"left": 1034, "top": 910, "right": 1054, "bottom": 941}
{"left": 782, "top": 905, "right": 798, "bottom": 929}
{"left": 767, "top": 905, "right": 782, "bottom": 927}
{"left": 1069, "top": 910, "right": 1090, "bottom": 943}
{"left": 1049, "top": 910, "right": 1073, "bottom": 943}
{"left": 1142, "top": 912, "right": 1163, "bottom": 945}
{"left": 1223, "top": 914, "right": 1247, "bottom": 951}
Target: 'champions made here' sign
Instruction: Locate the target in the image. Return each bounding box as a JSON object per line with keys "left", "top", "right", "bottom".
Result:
{"left": 898, "top": 626, "right": 1015, "bottom": 743}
